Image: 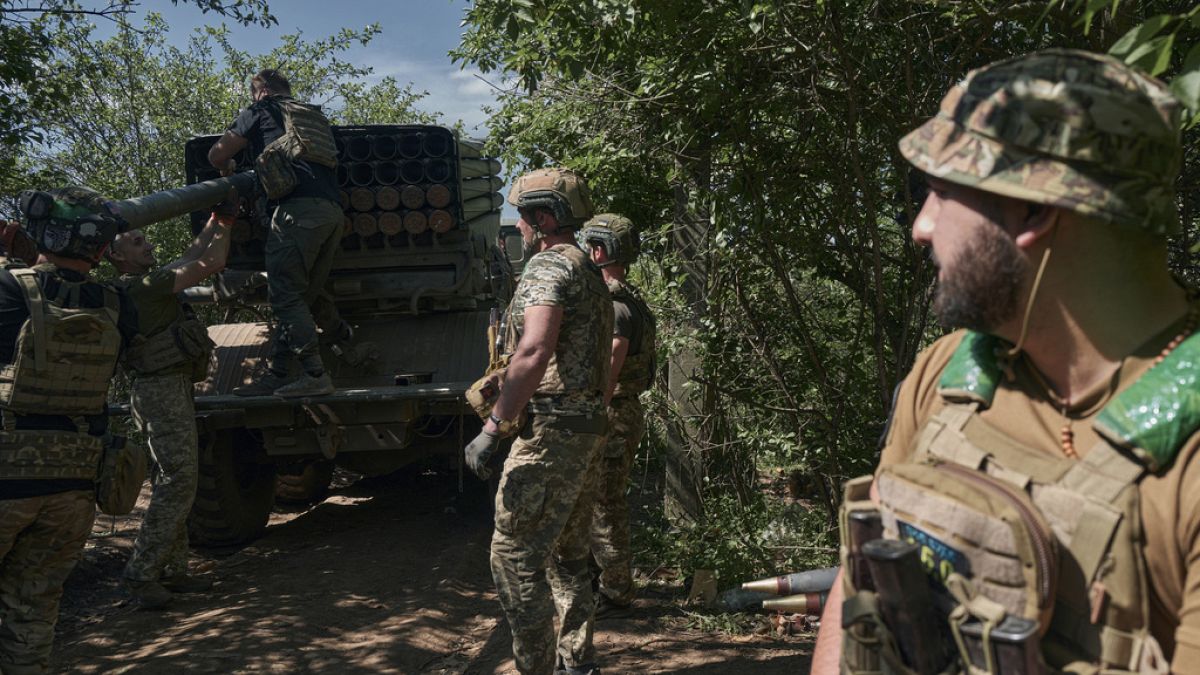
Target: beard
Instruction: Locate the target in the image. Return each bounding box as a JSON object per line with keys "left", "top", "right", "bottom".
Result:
{"left": 932, "top": 224, "right": 1029, "bottom": 332}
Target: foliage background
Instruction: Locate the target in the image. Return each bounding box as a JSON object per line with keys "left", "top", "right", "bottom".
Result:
{"left": 455, "top": 0, "right": 1200, "bottom": 584}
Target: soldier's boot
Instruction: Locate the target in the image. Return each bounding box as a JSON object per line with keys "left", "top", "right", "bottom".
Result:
{"left": 161, "top": 574, "right": 214, "bottom": 593}
{"left": 127, "top": 580, "right": 173, "bottom": 610}
{"left": 233, "top": 371, "right": 294, "bottom": 397}
{"left": 595, "top": 593, "right": 633, "bottom": 619}
{"left": 274, "top": 372, "right": 334, "bottom": 398}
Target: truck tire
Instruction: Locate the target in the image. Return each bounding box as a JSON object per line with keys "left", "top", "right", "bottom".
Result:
{"left": 188, "top": 428, "right": 277, "bottom": 547}
{"left": 275, "top": 460, "right": 335, "bottom": 504}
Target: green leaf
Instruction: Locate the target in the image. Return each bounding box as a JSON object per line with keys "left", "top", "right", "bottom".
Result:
{"left": 1126, "top": 35, "right": 1173, "bottom": 75}
{"left": 1109, "top": 14, "right": 1174, "bottom": 57}
{"left": 1081, "top": 0, "right": 1110, "bottom": 35}
{"left": 1183, "top": 42, "right": 1200, "bottom": 71}
{"left": 1170, "top": 70, "right": 1200, "bottom": 112}
{"left": 515, "top": 8, "right": 534, "bottom": 24}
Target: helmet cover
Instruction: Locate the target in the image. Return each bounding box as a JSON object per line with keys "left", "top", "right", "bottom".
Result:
{"left": 507, "top": 167, "right": 594, "bottom": 230}
{"left": 581, "top": 213, "right": 639, "bottom": 266}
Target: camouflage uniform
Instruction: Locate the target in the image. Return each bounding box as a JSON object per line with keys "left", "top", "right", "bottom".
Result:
{"left": 0, "top": 490, "right": 94, "bottom": 674}
{"left": 123, "top": 373, "right": 197, "bottom": 582}
{"left": 591, "top": 278, "right": 656, "bottom": 606}
{"left": 490, "top": 243, "right": 613, "bottom": 675}
{"left": 116, "top": 269, "right": 206, "bottom": 584}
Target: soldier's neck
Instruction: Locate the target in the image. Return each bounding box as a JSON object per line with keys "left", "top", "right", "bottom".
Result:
{"left": 536, "top": 233, "right": 577, "bottom": 252}
{"left": 601, "top": 265, "right": 627, "bottom": 285}
{"left": 1005, "top": 271, "right": 1188, "bottom": 406}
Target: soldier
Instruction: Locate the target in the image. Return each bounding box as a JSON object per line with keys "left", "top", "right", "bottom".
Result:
{"left": 463, "top": 168, "right": 613, "bottom": 675}
{"left": 105, "top": 210, "right": 234, "bottom": 608}
{"left": 580, "top": 214, "right": 656, "bottom": 615}
{"left": 208, "top": 68, "right": 347, "bottom": 397}
{"left": 0, "top": 188, "right": 138, "bottom": 674}
{"left": 813, "top": 50, "right": 1200, "bottom": 673}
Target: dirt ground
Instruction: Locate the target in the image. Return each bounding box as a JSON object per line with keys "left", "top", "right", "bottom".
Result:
{"left": 52, "top": 468, "right": 814, "bottom": 674}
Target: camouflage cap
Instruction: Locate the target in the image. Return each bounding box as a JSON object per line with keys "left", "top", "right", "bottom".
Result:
{"left": 507, "top": 167, "right": 594, "bottom": 228}
{"left": 900, "top": 49, "right": 1182, "bottom": 235}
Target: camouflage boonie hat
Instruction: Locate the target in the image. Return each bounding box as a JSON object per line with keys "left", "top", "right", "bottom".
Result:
{"left": 900, "top": 49, "right": 1182, "bottom": 235}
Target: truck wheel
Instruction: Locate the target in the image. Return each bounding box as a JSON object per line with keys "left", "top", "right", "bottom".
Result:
{"left": 275, "top": 460, "right": 335, "bottom": 504}
{"left": 188, "top": 428, "right": 277, "bottom": 547}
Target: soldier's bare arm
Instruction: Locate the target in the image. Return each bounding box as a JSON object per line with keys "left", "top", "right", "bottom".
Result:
{"left": 811, "top": 569, "right": 844, "bottom": 673}
{"left": 163, "top": 216, "right": 231, "bottom": 292}
{"left": 207, "top": 131, "right": 247, "bottom": 176}
{"left": 604, "top": 335, "right": 629, "bottom": 406}
{"left": 485, "top": 304, "right": 563, "bottom": 433}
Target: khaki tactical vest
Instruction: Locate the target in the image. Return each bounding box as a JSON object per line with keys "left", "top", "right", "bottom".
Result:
{"left": 0, "top": 265, "right": 123, "bottom": 481}
{"left": 256, "top": 96, "right": 338, "bottom": 200}
{"left": 114, "top": 276, "right": 214, "bottom": 381}
{"left": 841, "top": 330, "right": 1197, "bottom": 675}
{"left": 608, "top": 278, "right": 656, "bottom": 398}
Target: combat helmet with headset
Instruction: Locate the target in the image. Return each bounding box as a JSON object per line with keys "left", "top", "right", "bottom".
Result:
{"left": 507, "top": 167, "right": 595, "bottom": 243}
{"left": 17, "top": 186, "right": 125, "bottom": 263}
{"left": 581, "top": 213, "right": 640, "bottom": 267}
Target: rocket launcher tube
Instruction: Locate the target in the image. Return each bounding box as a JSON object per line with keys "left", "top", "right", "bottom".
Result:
{"left": 740, "top": 566, "right": 839, "bottom": 596}
{"left": 112, "top": 172, "right": 256, "bottom": 230}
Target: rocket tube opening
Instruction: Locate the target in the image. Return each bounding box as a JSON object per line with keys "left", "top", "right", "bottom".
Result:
{"left": 349, "top": 163, "right": 374, "bottom": 187}
{"left": 400, "top": 160, "right": 424, "bottom": 185}
{"left": 403, "top": 210, "right": 428, "bottom": 234}
{"left": 378, "top": 211, "right": 403, "bottom": 235}
{"left": 422, "top": 132, "right": 450, "bottom": 158}
{"left": 424, "top": 158, "right": 451, "bottom": 183}
{"left": 398, "top": 133, "right": 423, "bottom": 159}
{"left": 376, "top": 186, "right": 401, "bottom": 211}
{"left": 429, "top": 209, "right": 454, "bottom": 233}
{"left": 350, "top": 188, "right": 375, "bottom": 213}
{"left": 374, "top": 161, "right": 400, "bottom": 186}
{"left": 336, "top": 164, "right": 349, "bottom": 187}
{"left": 347, "top": 136, "right": 372, "bottom": 161}
{"left": 372, "top": 135, "right": 398, "bottom": 160}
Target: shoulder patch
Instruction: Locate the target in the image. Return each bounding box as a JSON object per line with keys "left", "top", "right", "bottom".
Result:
{"left": 1094, "top": 331, "right": 1200, "bottom": 473}
{"left": 938, "top": 331, "right": 1005, "bottom": 406}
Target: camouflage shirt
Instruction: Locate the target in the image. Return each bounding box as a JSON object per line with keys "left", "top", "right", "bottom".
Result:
{"left": 509, "top": 244, "right": 613, "bottom": 416}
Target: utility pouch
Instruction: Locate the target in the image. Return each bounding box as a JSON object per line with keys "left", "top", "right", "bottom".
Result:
{"left": 256, "top": 145, "right": 297, "bottom": 200}
{"left": 840, "top": 475, "right": 885, "bottom": 674}
{"left": 95, "top": 434, "right": 146, "bottom": 516}
{"left": 876, "top": 461, "right": 1057, "bottom": 629}
{"left": 464, "top": 361, "right": 526, "bottom": 438}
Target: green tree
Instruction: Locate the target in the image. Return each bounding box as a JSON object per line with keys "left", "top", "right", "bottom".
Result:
{"left": 456, "top": 0, "right": 1199, "bottom": 579}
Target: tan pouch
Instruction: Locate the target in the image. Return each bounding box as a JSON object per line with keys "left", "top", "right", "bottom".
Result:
{"left": 95, "top": 435, "right": 147, "bottom": 516}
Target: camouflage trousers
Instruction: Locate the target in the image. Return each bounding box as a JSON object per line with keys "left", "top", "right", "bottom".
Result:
{"left": 265, "top": 197, "right": 344, "bottom": 376}
{"left": 590, "top": 396, "right": 647, "bottom": 606}
{"left": 0, "top": 490, "right": 95, "bottom": 674}
{"left": 490, "top": 413, "right": 606, "bottom": 675}
{"left": 124, "top": 373, "right": 197, "bottom": 583}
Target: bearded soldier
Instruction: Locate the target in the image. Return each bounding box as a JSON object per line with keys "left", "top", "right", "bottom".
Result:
{"left": 0, "top": 188, "right": 138, "bottom": 673}
{"left": 105, "top": 211, "right": 233, "bottom": 608}
{"left": 463, "top": 168, "right": 613, "bottom": 675}
{"left": 581, "top": 214, "right": 656, "bottom": 615}
{"left": 813, "top": 50, "right": 1200, "bottom": 673}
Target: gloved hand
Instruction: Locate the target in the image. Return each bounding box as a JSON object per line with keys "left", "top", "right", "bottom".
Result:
{"left": 464, "top": 429, "right": 501, "bottom": 480}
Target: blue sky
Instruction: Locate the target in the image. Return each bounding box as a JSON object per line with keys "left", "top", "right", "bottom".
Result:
{"left": 121, "top": 0, "right": 501, "bottom": 135}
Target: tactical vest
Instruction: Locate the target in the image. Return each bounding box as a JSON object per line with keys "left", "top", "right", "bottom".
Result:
{"left": 608, "top": 278, "right": 657, "bottom": 398}
{"left": 256, "top": 96, "right": 338, "bottom": 200}
{"left": 841, "top": 330, "right": 1197, "bottom": 675}
{"left": 525, "top": 244, "right": 612, "bottom": 399}
{"left": 0, "top": 265, "right": 122, "bottom": 481}
{"left": 114, "top": 277, "right": 214, "bottom": 381}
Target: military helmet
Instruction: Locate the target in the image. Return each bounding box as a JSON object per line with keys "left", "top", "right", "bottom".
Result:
{"left": 18, "top": 186, "right": 124, "bottom": 261}
{"left": 899, "top": 48, "right": 1182, "bottom": 235}
{"left": 581, "top": 213, "right": 639, "bottom": 267}
{"left": 507, "top": 167, "right": 594, "bottom": 231}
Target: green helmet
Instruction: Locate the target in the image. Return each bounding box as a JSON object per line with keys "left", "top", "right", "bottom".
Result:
{"left": 582, "top": 213, "right": 639, "bottom": 267}
{"left": 18, "top": 187, "right": 125, "bottom": 261}
{"left": 506, "top": 167, "right": 594, "bottom": 231}
{"left": 899, "top": 48, "right": 1182, "bottom": 235}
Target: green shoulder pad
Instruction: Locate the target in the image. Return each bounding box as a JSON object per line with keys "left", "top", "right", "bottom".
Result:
{"left": 938, "top": 331, "right": 1005, "bottom": 407}
{"left": 1094, "top": 331, "right": 1200, "bottom": 473}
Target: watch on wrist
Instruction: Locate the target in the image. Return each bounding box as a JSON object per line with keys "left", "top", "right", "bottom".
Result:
{"left": 489, "top": 413, "right": 519, "bottom": 438}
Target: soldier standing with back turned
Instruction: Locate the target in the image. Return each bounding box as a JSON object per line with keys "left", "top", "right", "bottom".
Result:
{"left": 0, "top": 188, "right": 138, "bottom": 674}
{"left": 581, "top": 214, "right": 656, "bottom": 615}
{"left": 463, "top": 168, "right": 613, "bottom": 675}
{"left": 106, "top": 210, "right": 234, "bottom": 608}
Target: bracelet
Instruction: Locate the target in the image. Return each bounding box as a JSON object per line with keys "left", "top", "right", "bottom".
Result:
{"left": 489, "top": 413, "right": 506, "bottom": 427}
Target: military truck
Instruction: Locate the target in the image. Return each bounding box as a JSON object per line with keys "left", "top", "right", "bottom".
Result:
{"left": 179, "top": 125, "right": 512, "bottom": 546}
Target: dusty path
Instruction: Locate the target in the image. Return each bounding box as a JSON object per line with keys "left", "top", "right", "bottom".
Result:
{"left": 53, "top": 469, "right": 813, "bottom": 673}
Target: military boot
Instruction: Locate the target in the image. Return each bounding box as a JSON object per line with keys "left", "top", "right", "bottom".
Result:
{"left": 274, "top": 371, "right": 334, "bottom": 398}
{"left": 127, "top": 580, "right": 172, "bottom": 610}
{"left": 161, "top": 573, "right": 214, "bottom": 593}
{"left": 233, "top": 371, "right": 294, "bottom": 397}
